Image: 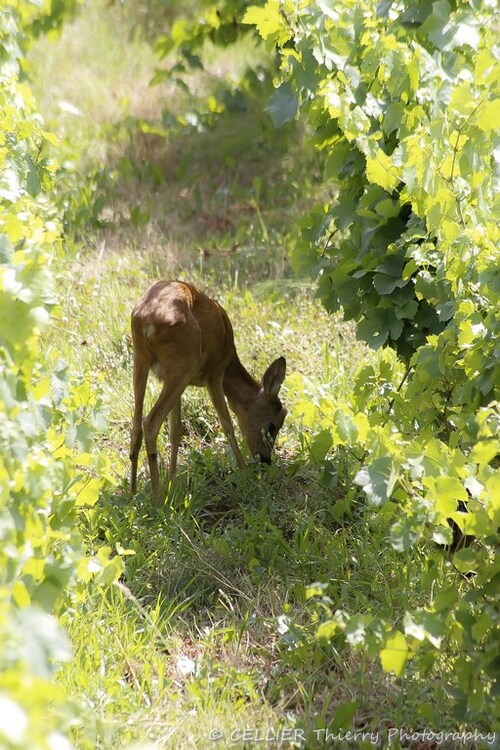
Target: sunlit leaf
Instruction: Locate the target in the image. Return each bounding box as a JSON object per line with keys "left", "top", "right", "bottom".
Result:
{"left": 476, "top": 99, "right": 500, "bottom": 132}
{"left": 243, "top": 2, "right": 291, "bottom": 44}
{"left": 365, "top": 149, "right": 399, "bottom": 191}
{"left": 380, "top": 631, "right": 408, "bottom": 676}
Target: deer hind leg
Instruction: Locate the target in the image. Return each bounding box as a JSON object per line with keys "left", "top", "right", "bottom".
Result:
{"left": 143, "top": 375, "right": 189, "bottom": 502}
{"left": 168, "top": 397, "right": 182, "bottom": 478}
{"left": 206, "top": 376, "right": 246, "bottom": 469}
{"left": 130, "top": 353, "right": 150, "bottom": 496}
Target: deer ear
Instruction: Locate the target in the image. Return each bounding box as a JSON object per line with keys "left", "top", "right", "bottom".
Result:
{"left": 262, "top": 357, "right": 286, "bottom": 398}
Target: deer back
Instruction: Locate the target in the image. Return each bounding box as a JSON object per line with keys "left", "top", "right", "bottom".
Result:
{"left": 131, "top": 280, "right": 237, "bottom": 386}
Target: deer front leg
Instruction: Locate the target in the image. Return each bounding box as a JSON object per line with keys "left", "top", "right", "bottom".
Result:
{"left": 130, "top": 355, "right": 149, "bottom": 496}
{"left": 207, "top": 378, "right": 246, "bottom": 469}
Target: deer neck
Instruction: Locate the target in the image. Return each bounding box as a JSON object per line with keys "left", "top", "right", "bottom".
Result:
{"left": 223, "top": 354, "right": 260, "bottom": 415}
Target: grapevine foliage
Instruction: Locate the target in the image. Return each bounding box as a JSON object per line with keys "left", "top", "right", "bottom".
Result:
{"left": 1, "top": 5, "right": 121, "bottom": 748}
{"left": 156, "top": 0, "right": 499, "bottom": 725}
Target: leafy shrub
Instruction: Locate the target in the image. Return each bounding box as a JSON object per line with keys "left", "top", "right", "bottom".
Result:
{"left": 245, "top": 0, "right": 500, "bottom": 727}
{"left": 1, "top": 6, "right": 121, "bottom": 748}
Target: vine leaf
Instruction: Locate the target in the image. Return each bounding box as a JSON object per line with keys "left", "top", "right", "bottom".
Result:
{"left": 265, "top": 82, "right": 299, "bottom": 127}
{"left": 354, "top": 457, "right": 399, "bottom": 506}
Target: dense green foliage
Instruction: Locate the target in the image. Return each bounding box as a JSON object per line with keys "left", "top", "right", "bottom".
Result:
{"left": 0, "top": 5, "right": 120, "bottom": 748}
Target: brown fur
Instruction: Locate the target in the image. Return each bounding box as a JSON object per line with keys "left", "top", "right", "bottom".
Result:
{"left": 130, "top": 280, "right": 287, "bottom": 501}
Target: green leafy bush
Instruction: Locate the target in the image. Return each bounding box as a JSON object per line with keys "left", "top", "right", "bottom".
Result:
{"left": 243, "top": 0, "right": 499, "bottom": 726}
{"left": 1, "top": 5, "right": 121, "bottom": 748}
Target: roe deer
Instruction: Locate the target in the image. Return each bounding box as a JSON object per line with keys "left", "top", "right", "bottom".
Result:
{"left": 130, "top": 280, "right": 287, "bottom": 500}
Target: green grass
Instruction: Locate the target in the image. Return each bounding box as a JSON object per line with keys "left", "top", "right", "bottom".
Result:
{"left": 30, "top": 2, "right": 469, "bottom": 747}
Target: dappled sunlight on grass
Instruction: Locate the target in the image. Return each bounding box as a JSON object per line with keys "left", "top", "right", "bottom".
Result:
{"left": 30, "top": 0, "right": 322, "bottom": 279}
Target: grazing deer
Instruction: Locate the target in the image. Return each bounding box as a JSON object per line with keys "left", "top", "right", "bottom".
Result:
{"left": 130, "top": 280, "right": 287, "bottom": 500}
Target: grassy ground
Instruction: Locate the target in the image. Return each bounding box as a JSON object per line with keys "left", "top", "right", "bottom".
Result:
{"left": 30, "top": 2, "right": 464, "bottom": 748}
